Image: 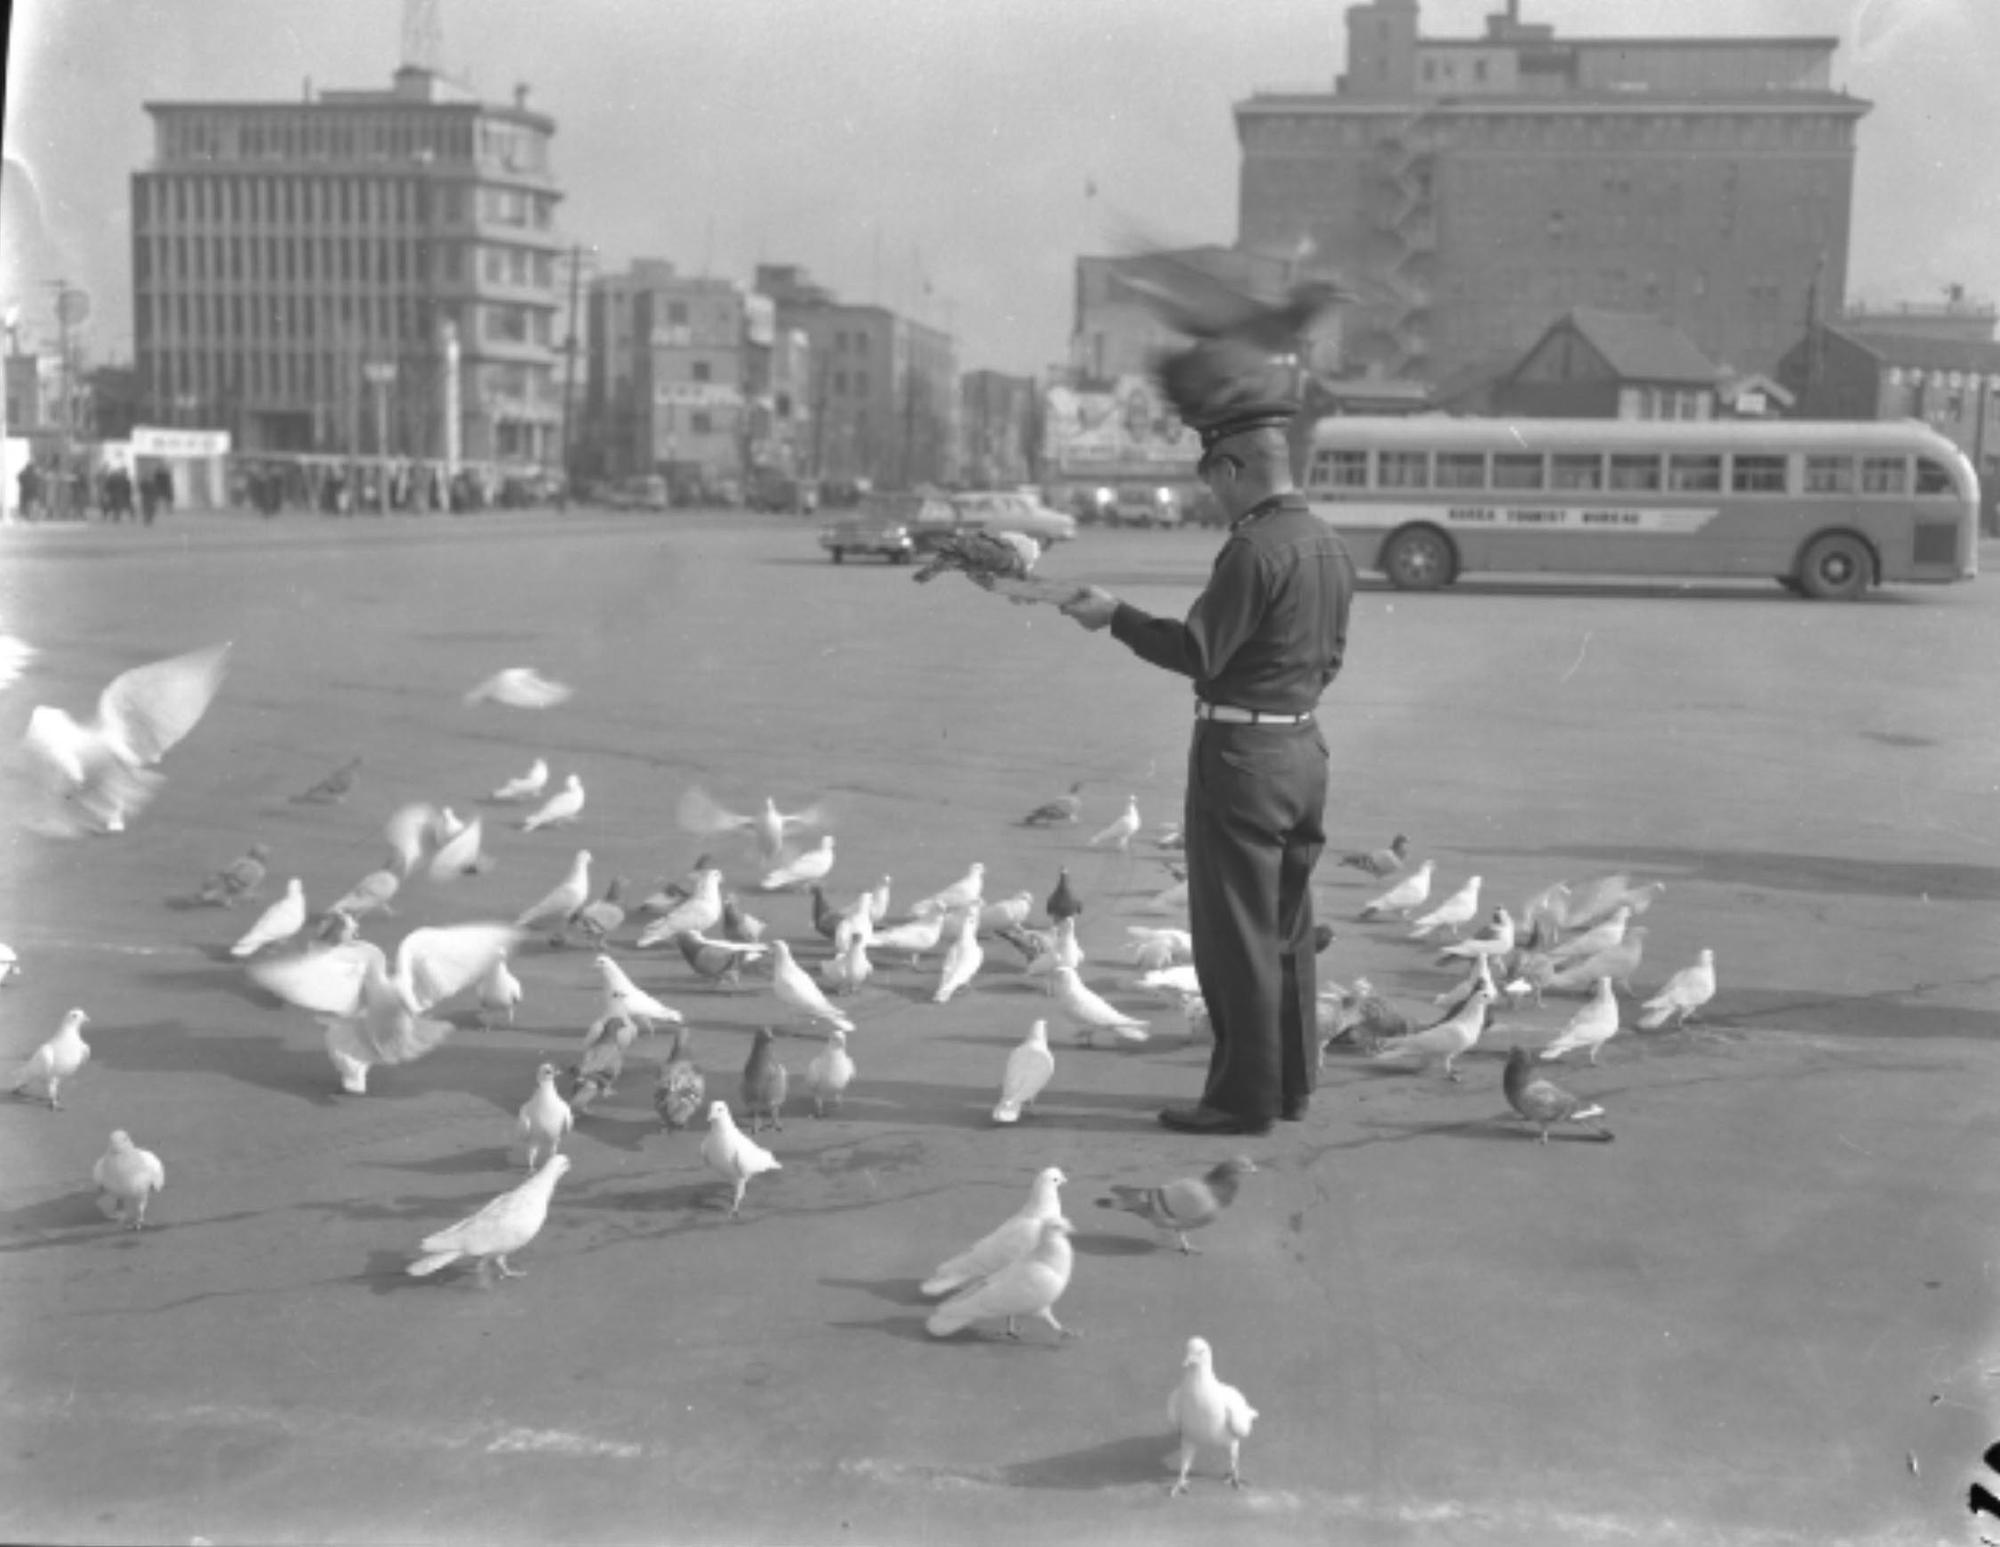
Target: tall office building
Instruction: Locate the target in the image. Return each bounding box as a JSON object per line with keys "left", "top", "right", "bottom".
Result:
{"left": 1235, "top": 0, "right": 1868, "bottom": 382}
{"left": 132, "top": 67, "right": 565, "bottom": 464}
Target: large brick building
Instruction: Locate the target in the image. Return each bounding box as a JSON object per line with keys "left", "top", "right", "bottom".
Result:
{"left": 133, "top": 68, "right": 566, "bottom": 465}
{"left": 1235, "top": 0, "right": 1869, "bottom": 383}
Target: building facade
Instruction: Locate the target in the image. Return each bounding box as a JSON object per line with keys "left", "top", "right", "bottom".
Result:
{"left": 959, "top": 369, "right": 1040, "bottom": 489}
{"left": 1484, "top": 307, "right": 1718, "bottom": 419}
{"left": 133, "top": 67, "right": 565, "bottom": 465}
{"left": 1235, "top": 0, "right": 1868, "bottom": 383}
{"left": 760, "top": 265, "right": 959, "bottom": 489}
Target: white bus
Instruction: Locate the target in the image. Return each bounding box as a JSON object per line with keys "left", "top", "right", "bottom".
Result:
{"left": 1302, "top": 417, "right": 1980, "bottom": 599}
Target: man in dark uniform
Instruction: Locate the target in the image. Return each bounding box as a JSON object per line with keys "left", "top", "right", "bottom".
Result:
{"left": 1059, "top": 374, "right": 1354, "bottom": 1137}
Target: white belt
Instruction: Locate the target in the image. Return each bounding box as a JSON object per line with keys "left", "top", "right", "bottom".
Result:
{"left": 1195, "top": 701, "right": 1312, "bottom": 725}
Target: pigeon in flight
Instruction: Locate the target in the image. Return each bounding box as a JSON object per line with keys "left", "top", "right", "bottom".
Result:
{"left": 464, "top": 667, "right": 573, "bottom": 709}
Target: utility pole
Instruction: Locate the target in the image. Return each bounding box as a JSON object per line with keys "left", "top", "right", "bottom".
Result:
{"left": 559, "top": 243, "right": 586, "bottom": 493}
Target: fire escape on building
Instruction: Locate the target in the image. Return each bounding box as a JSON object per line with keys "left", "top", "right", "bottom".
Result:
{"left": 1362, "top": 105, "right": 1439, "bottom": 378}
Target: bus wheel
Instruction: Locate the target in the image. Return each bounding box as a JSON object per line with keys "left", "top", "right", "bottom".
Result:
{"left": 1382, "top": 525, "right": 1455, "bottom": 591}
{"left": 1796, "top": 533, "right": 1872, "bottom": 600}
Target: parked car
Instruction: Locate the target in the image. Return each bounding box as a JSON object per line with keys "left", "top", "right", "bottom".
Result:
{"left": 945, "top": 490, "right": 1079, "bottom": 548}
{"left": 820, "top": 490, "right": 952, "bottom": 563}
{"left": 595, "top": 474, "right": 669, "bottom": 512}
{"left": 1079, "top": 481, "right": 1189, "bottom": 528}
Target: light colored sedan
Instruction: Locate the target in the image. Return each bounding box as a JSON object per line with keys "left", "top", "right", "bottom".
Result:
{"left": 947, "top": 491, "right": 1078, "bottom": 547}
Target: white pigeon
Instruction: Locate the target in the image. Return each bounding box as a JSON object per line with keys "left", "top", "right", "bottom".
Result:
{"left": 516, "top": 1063, "right": 573, "bottom": 1170}
{"left": 491, "top": 758, "right": 550, "bottom": 803}
{"left": 870, "top": 910, "right": 946, "bottom": 967}
{"left": 520, "top": 774, "right": 585, "bottom": 832}
{"left": 767, "top": 939, "right": 854, "bottom": 1032}
{"left": 1564, "top": 873, "right": 1663, "bottom": 929}
{"left": 819, "top": 932, "right": 874, "bottom": 996}
{"left": 1538, "top": 928, "right": 1647, "bottom": 998}
{"left": 384, "top": 802, "right": 440, "bottom": 876}
{"left": 1127, "top": 925, "right": 1194, "bottom": 969}
{"left": 248, "top": 922, "right": 522, "bottom": 1094}
{"left": 93, "top": 1130, "right": 166, "bottom": 1229}
{"left": 0, "top": 942, "right": 18, "bottom": 985}
{"left": 992, "top": 1019, "right": 1056, "bottom": 1124}
{"left": 679, "top": 787, "right": 827, "bottom": 864}
{"left": 516, "top": 849, "right": 592, "bottom": 931}
{"left": 635, "top": 868, "right": 725, "bottom": 947}
{"left": 433, "top": 807, "right": 469, "bottom": 842}
{"left": 1438, "top": 906, "right": 1515, "bottom": 963}
{"left": 407, "top": 1154, "right": 571, "bottom": 1280}
{"left": 1088, "top": 795, "right": 1142, "bottom": 852}
{"left": 1177, "top": 991, "right": 1214, "bottom": 1042}
{"left": 806, "top": 1027, "right": 855, "bottom": 1117}
{"left": 1052, "top": 965, "right": 1150, "bottom": 1045}
{"left": 1545, "top": 905, "right": 1633, "bottom": 967}
{"left": 759, "top": 834, "right": 835, "bottom": 892}
{"left": 230, "top": 879, "right": 308, "bottom": 957}
{"left": 932, "top": 907, "right": 985, "bottom": 1003}
{"left": 922, "top": 1166, "right": 1067, "bottom": 1293}
{"left": 20, "top": 640, "right": 231, "bottom": 835}
{"left": 1359, "top": 859, "right": 1435, "bottom": 920}
{"left": 428, "top": 818, "right": 492, "bottom": 882}
{"left": 0, "top": 624, "right": 35, "bottom": 690}
{"left": 593, "top": 953, "right": 684, "bottom": 1031}
{"left": 477, "top": 956, "right": 523, "bottom": 1027}
{"left": 1368, "top": 983, "right": 1493, "bottom": 1080}
{"left": 328, "top": 867, "right": 400, "bottom": 921}
{"left": 864, "top": 875, "right": 893, "bottom": 925}
{"left": 1519, "top": 880, "right": 1574, "bottom": 940}
{"left": 925, "top": 1216, "right": 1077, "bottom": 1341}
{"left": 977, "top": 891, "right": 1034, "bottom": 935}
{"left": 1024, "top": 915, "right": 1085, "bottom": 992}
{"left": 1169, "top": 1336, "right": 1259, "bottom": 1496}
{"left": 1138, "top": 964, "right": 1202, "bottom": 1001}
{"left": 4, "top": 1008, "right": 91, "bottom": 1108}
{"left": 465, "top": 667, "right": 573, "bottom": 709}
{"left": 1638, "top": 948, "right": 1717, "bottom": 1029}
{"left": 700, "top": 1100, "right": 782, "bottom": 1218}
{"left": 1540, "top": 977, "right": 1622, "bottom": 1065}
{"left": 1408, "top": 874, "right": 1482, "bottom": 940}
{"left": 911, "top": 862, "right": 986, "bottom": 919}
{"left": 833, "top": 893, "right": 877, "bottom": 953}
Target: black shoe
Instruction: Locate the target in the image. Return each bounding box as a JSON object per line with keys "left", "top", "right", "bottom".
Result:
{"left": 1157, "top": 1104, "right": 1273, "bottom": 1137}
{"left": 1280, "top": 1096, "right": 1310, "bottom": 1122}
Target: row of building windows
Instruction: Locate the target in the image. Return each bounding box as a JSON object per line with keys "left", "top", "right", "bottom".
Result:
{"left": 1248, "top": 111, "right": 1855, "bottom": 156}
{"left": 1308, "top": 446, "right": 1950, "bottom": 496}
{"left": 829, "top": 330, "right": 873, "bottom": 355}
{"left": 158, "top": 111, "right": 533, "bottom": 169}
{"left": 135, "top": 232, "right": 552, "bottom": 290}
{"left": 136, "top": 174, "right": 555, "bottom": 233}
{"left": 136, "top": 291, "right": 550, "bottom": 349}
{"left": 829, "top": 370, "right": 871, "bottom": 398}
{"left": 138, "top": 346, "right": 556, "bottom": 412}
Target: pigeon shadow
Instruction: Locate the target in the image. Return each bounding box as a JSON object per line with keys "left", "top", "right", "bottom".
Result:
{"left": 819, "top": 1273, "right": 934, "bottom": 1309}
{"left": 356, "top": 1147, "right": 516, "bottom": 1177}
{"left": 86, "top": 1017, "right": 338, "bottom": 1107}
{"left": 125, "top": 960, "right": 274, "bottom": 1007}
{"left": 355, "top": 1248, "right": 437, "bottom": 1295}
{"left": 825, "top": 1313, "right": 957, "bottom": 1346}
{"left": 557, "top": 1178, "right": 716, "bottom": 1215}
{"left": 1344, "top": 1114, "right": 1559, "bottom": 1146}
{"left": 0, "top": 1189, "right": 119, "bottom": 1249}
{"left": 1456, "top": 840, "right": 2000, "bottom": 905}
{"left": 998, "top": 1433, "right": 1174, "bottom": 1492}
{"left": 1069, "top": 1230, "right": 1158, "bottom": 1259}
{"left": 567, "top": 1107, "right": 663, "bottom": 1154}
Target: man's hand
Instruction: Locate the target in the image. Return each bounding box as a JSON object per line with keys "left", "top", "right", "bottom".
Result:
{"left": 1059, "top": 586, "right": 1119, "bottom": 632}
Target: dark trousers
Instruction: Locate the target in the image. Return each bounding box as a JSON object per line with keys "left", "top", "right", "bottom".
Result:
{"left": 1185, "top": 719, "right": 1327, "bottom": 1122}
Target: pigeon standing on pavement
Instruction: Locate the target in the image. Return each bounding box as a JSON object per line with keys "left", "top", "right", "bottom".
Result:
{"left": 701, "top": 1100, "right": 782, "bottom": 1219}
{"left": 464, "top": 667, "right": 573, "bottom": 709}
{"left": 922, "top": 1166, "right": 1069, "bottom": 1295}
{"left": 932, "top": 906, "right": 985, "bottom": 1003}
{"left": 868, "top": 911, "right": 946, "bottom": 969}
{"left": 490, "top": 757, "right": 550, "bottom": 803}
{"left": 760, "top": 835, "right": 836, "bottom": 892}
{"left": 635, "top": 868, "right": 724, "bottom": 947}
{"left": 993, "top": 1018, "right": 1056, "bottom": 1124}
{"left": 327, "top": 867, "right": 400, "bottom": 922}
{"left": 925, "top": 1216, "right": 1078, "bottom": 1341}
{"left": 1438, "top": 906, "right": 1515, "bottom": 965}
{"left": 819, "top": 931, "right": 873, "bottom": 996}
{"left": 1359, "top": 860, "right": 1434, "bottom": 920}
{"left": 427, "top": 818, "right": 493, "bottom": 882}
{"left": 93, "top": 1129, "right": 166, "bottom": 1229}
{"left": 520, "top": 773, "right": 585, "bottom": 832}
{"left": 1052, "top": 965, "right": 1150, "bottom": 1045}
{"left": 515, "top": 850, "right": 592, "bottom": 935}
{"left": 291, "top": 756, "right": 363, "bottom": 805}
{"left": 1168, "top": 1336, "right": 1259, "bottom": 1496}
{"left": 477, "top": 956, "right": 523, "bottom": 1027}
{"left": 230, "top": 878, "right": 308, "bottom": 957}
{"left": 1367, "top": 984, "right": 1493, "bottom": 1080}
{"left": 767, "top": 940, "right": 855, "bottom": 1033}
{"left": 196, "top": 842, "right": 269, "bottom": 906}
{"left": 977, "top": 891, "right": 1035, "bottom": 935}
{"left": 1408, "top": 874, "right": 1482, "bottom": 940}
{"left": 1503, "top": 1047, "right": 1611, "bottom": 1143}
{"left": 4, "top": 1008, "right": 91, "bottom": 1108}
{"left": 516, "top": 1063, "right": 573, "bottom": 1170}
{"left": 1089, "top": 796, "right": 1142, "bottom": 853}
{"left": 567, "top": 1011, "right": 638, "bottom": 1114}
{"left": 406, "top": 1154, "right": 571, "bottom": 1282}
{"left": 593, "top": 953, "right": 684, "bottom": 1032}
{"left": 1097, "top": 1156, "right": 1257, "bottom": 1255}
{"left": 679, "top": 930, "right": 769, "bottom": 988}
{"left": 1338, "top": 834, "right": 1409, "bottom": 878}
{"left": 1046, "top": 867, "right": 1082, "bottom": 923}
{"left": 806, "top": 1026, "right": 854, "bottom": 1117}
{"left": 1638, "top": 949, "right": 1717, "bottom": 1029}
{"left": 1544, "top": 905, "right": 1634, "bottom": 969}
{"left": 911, "top": 862, "right": 986, "bottom": 920}
{"left": 1021, "top": 782, "right": 1084, "bottom": 826}
{"left": 654, "top": 1025, "right": 707, "bottom": 1132}
{"left": 741, "top": 1027, "right": 790, "bottom": 1133}
{"left": 1539, "top": 977, "right": 1621, "bottom": 1066}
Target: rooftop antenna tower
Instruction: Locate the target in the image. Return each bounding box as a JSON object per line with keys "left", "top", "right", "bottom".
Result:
{"left": 403, "top": 0, "right": 444, "bottom": 72}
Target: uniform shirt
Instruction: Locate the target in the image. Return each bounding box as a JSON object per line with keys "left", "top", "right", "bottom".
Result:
{"left": 1108, "top": 491, "right": 1353, "bottom": 715}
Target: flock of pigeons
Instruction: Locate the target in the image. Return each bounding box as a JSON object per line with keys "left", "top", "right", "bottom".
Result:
{"left": 2, "top": 629, "right": 1721, "bottom": 1497}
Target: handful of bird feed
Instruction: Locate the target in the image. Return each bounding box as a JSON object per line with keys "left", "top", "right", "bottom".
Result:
{"left": 911, "top": 528, "right": 1088, "bottom": 606}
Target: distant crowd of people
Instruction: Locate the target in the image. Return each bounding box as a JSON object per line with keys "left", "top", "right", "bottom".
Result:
{"left": 12, "top": 463, "right": 175, "bottom": 524}
{"left": 6, "top": 460, "right": 538, "bottom": 524}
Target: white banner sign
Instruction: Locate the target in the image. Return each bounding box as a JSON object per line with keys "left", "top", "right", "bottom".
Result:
{"left": 131, "top": 425, "right": 231, "bottom": 457}
{"left": 1310, "top": 500, "right": 1721, "bottom": 535}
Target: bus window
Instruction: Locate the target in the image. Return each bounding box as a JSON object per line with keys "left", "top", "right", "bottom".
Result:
{"left": 1379, "top": 451, "right": 1430, "bottom": 488}
{"left": 1667, "top": 453, "right": 1722, "bottom": 492}
{"left": 1494, "top": 452, "right": 1546, "bottom": 490}
{"left": 1860, "top": 456, "right": 1908, "bottom": 494}
{"left": 1552, "top": 453, "right": 1604, "bottom": 490}
{"left": 1609, "top": 453, "right": 1662, "bottom": 491}
{"left": 1731, "top": 455, "right": 1787, "bottom": 493}
{"left": 1804, "top": 455, "right": 1855, "bottom": 494}
{"left": 1915, "top": 457, "right": 1954, "bottom": 494}
{"left": 1312, "top": 449, "right": 1369, "bottom": 489}
{"left": 1436, "top": 452, "right": 1487, "bottom": 490}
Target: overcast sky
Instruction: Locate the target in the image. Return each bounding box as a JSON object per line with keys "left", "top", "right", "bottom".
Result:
{"left": 3, "top": 0, "right": 1994, "bottom": 378}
